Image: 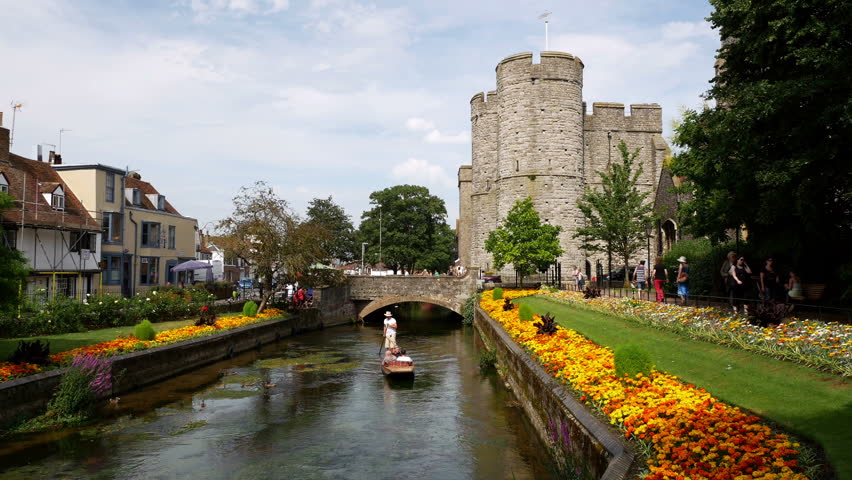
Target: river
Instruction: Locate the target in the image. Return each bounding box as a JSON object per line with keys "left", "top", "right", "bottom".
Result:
{"left": 0, "top": 304, "right": 557, "bottom": 479}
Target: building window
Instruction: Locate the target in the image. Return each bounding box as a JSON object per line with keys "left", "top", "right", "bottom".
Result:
{"left": 132, "top": 189, "right": 142, "bottom": 206}
{"left": 52, "top": 192, "right": 65, "bottom": 210}
{"left": 139, "top": 256, "right": 159, "bottom": 285}
{"left": 0, "top": 173, "right": 8, "bottom": 194}
{"left": 102, "top": 212, "right": 123, "bottom": 243}
{"left": 168, "top": 225, "right": 176, "bottom": 249}
{"left": 141, "top": 222, "right": 161, "bottom": 248}
{"left": 103, "top": 254, "right": 122, "bottom": 285}
{"left": 105, "top": 173, "right": 115, "bottom": 203}
{"left": 158, "top": 195, "right": 166, "bottom": 211}
{"left": 70, "top": 231, "right": 93, "bottom": 252}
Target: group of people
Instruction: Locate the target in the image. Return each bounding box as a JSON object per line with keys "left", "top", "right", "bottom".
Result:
{"left": 719, "top": 252, "right": 803, "bottom": 314}
{"left": 381, "top": 311, "right": 412, "bottom": 365}
{"left": 283, "top": 283, "right": 313, "bottom": 309}
{"left": 642, "top": 256, "right": 691, "bottom": 304}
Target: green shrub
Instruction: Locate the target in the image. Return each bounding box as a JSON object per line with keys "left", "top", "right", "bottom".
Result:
{"left": 243, "top": 301, "right": 258, "bottom": 317}
{"left": 8, "top": 340, "right": 51, "bottom": 364}
{"left": 134, "top": 320, "right": 157, "bottom": 341}
{"left": 519, "top": 303, "right": 534, "bottom": 321}
{"left": 479, "top": 348, "right": 497, "bottom": 370}
{"left": 492, "top": 287, "right": 503, "bottom": 300}
{"left": 47, "top": 367, "right": 96, "bottom": 417}
{"left": 614, "top": 344, "right": 655, "bottom": 378}
{"left": 462, "top": 293, "right": 477, "bottom": 326}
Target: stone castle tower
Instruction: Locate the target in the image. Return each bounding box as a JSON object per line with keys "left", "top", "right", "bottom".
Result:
{"left": 458, "top": 51, "right": 668, "bottom": 277}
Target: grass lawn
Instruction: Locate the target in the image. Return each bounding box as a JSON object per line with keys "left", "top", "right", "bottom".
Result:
{"left": 516, "top": 296, "right": 852, "bottom": 480}
{"left": 0, "top": 319, "right": 197, "bottom": 362}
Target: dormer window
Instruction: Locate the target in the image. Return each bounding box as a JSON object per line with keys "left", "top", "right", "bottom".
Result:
{"left": 132, "top": 189, "right": 142, "bottom": 205}
{"left": 157, "top": 195, "right": 166, "bottom": 210}
{"left": 0, "top": 173, "right": 8, "bottom": 194}
{"left": 51, "top": 186, "right": 66, "bottom": 211}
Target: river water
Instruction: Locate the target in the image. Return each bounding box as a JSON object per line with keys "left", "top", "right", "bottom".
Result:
{"left": 0, "top": 304, "right": 556, "bottom": 479}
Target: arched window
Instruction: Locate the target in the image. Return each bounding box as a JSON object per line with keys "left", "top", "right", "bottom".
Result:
{"left": 660, "top": 219, "right": 677, "bottom": 252}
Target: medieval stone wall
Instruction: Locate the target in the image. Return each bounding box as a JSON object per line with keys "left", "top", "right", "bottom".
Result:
{"left": 459, "top": 51, "right": 667, "bottom": 276}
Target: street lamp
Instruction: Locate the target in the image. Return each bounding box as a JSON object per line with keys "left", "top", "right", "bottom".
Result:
{"left": 361, "top": 242, "right": 368, "bottom": 275}
{"left": 644, "top": 221, "right": 653, "bottom": 295}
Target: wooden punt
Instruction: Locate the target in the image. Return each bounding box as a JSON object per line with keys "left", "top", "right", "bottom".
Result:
{"left": 381, "top": 360, "right": 415, "bottom": 376}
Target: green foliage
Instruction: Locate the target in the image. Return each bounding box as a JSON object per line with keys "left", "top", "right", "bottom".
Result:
{"left": 306, "top": 196, "right": 357, "bottom": 263}
{"left": 660, "top": 239, "right": 759, "bottom": 296}
{"left": 614, "top": 344, "right": 655, "bottom": 378}
{"left": 462, "top": 293, "right": 477, "bottom": 326}
{"left": 485, "top": 197, "right": 563, "bottom": 281}
{"left": 575, "top": 141, "right": 655, "bottom": 283}
{"left": 492, "top": 287, "right": 503, "bottom": 300}
{"left": 357, "top": 185, "right": 455, "bottom": 274}
{"left": 533, "top": 312, "right": 558, "bottom": 335}
{"left": 134, "top": 320, "right": 156, "bottom": 341}
{"left": 0, "top": 192, "right": 30, "bottom": 314}
{"left": 479, "top": 348, "right": 497, "bottom": 370}
{"left": 519, "top": 303, "right": 534, "bottom": 322}
{"left": 243, "top": 301, "right": 258, "bottom": 318}
{"left": 27, "top": 296, "right": 86, "bottom": 335}
{"left": 7, "top": 340, "right": 51, "bottom": 364}
{"left": 672, "top": 0, "right": 852, "bottom": 284}
{"left": 47, "top": 367, "right": 96, "bottom": 417}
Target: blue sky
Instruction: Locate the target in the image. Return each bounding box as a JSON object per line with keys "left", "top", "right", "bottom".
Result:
{"left": 0, "top": 0, "right": 719, "bottom": 231}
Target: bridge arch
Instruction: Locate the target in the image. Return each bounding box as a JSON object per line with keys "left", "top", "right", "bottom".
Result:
{"left": 358, "top": 295, "right": 462, "bottom": 320}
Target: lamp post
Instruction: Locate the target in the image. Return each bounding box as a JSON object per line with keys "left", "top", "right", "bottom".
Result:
{"left": 361, "top": 242, "right": 368, "bottom": 275}
{"left": 644, "top": 221, "right": 653, "bottom": 297}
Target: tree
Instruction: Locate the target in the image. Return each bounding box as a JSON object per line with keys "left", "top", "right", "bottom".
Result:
{"left": 0, "top": 192, "right": 29, "bottom": 314}
{"left": 305, "top": 196, "right": 356, "bottom": 264}
{"left": 671, "top": 0, "right": 852, "bottom": 283}
{"left": 574, "top": 141, "right": 655, "bottom": 288}
{"left": 217, "top": 181, "right": 328, "bottom": 312}
{"left": 416, "top": 222, "right": 457, "bottom": 274}
{"left": 485, "top": 197, "right": 563, "bottom": 284}
{"left": 358, "top": 185, "right": 454, "bottom": 274}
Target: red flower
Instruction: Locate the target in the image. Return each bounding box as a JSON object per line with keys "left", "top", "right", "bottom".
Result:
{"left": 201, "top": 306, "right": 209, "bottom": 312}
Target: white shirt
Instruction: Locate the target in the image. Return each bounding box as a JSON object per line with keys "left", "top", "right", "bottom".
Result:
{"left": 384, "top": 317, "right": 397, "bottom": 335}
{"left": 396, "top": 355, "right": 412, "bottom": 362}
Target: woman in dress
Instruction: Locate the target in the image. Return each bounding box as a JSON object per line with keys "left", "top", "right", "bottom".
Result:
{"left": 729, "top": 256, "right": 753, "bottom": 314}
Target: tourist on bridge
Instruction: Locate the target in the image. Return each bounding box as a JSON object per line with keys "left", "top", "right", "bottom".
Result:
{"left": 383, "top": 311, "right": 398, "bottom": 350}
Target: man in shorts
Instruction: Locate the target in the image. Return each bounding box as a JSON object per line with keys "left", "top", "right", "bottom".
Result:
{"left": 383, "top": 311, "right": 398, "bottom": 350}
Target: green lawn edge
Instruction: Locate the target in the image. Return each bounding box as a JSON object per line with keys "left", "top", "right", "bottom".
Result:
{"left": 0, "top": 312, "right": 270, "bottom": 363}
{"left": 516, "top": 296, "right": 852, "bottom": 480}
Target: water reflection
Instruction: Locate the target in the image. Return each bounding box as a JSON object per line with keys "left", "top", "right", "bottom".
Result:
{"left": 0, "top": 303, "right": 555, "bottom": 479}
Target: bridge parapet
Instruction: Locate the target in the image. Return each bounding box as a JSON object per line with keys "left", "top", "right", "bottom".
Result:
{"left": 348, "top": 269, "right": 479, "bottom": 319}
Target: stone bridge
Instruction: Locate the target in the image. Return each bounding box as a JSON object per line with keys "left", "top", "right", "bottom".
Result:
{"left": 348, "top": 269, "right": 479, "bottom": 320}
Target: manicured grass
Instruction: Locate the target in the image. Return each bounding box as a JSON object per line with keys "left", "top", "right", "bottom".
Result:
{"left": 517, "top": 296, "right": 852, "bottom": 480}
{"left": 0, "top": 319, "right": 194, "bottom": 362}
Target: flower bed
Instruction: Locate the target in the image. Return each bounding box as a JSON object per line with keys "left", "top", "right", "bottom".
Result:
{"left": 541, "top": 291, "right": 851, "bottom": 377}
{"left": 0, "top": 309, "right": 284, "bottom": 383}
{"left": 481, "top": 290, "right": 808, "bottom": 479}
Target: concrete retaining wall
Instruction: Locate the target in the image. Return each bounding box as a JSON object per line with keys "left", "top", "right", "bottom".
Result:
{"left": 0, "top": 309, "right": 336, "bottom": 429}
{"left": 474, "top": 306, "right": 635, "bottom": 479}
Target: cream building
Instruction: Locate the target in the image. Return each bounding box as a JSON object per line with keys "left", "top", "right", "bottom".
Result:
{"left": 54, "top": 166, "right": 198, "bottom": 296}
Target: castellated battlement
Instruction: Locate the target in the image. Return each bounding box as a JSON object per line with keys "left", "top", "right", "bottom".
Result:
{"left": 584, "top": 103, "right": 662, "bottom": 133}
{"left": 470, "top": 90, "right": 499, "bottom": 118}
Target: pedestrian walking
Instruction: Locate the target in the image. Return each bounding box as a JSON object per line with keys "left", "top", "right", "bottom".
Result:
{"left": 730, "top": 256, "right": 753, "bottom": 314}
{"left": 653, "top": 257, "right": 668, "bottom": 303}
{"left": 676, "top": 256, "right": 690, "bottom": 305}
{"left": 633, "top": 260, "right": 647, "bottom": 296}
{"left": 720, "top": 251, "right": 737, "bottom": 307}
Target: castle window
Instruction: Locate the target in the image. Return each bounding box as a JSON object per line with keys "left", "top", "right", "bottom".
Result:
{"left": 516, "top": 161, "right": 519, "bottom": 172}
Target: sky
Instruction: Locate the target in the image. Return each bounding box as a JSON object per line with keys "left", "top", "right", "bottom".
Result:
{"left": 0, "top": 0, "right": 720, "bottom": 231}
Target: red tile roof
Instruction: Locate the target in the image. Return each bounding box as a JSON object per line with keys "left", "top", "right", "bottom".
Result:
{"left": 124, "top": 176, "right": 182, "bottom": 216}
{"left": 0, "top": 154, "right": 100, "bottom": 231}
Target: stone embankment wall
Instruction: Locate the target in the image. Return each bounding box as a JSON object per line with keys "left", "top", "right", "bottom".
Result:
{"left": 0, "top": 296, "right": 351, "bottom": 429}
{"left": 474, "top": 306, "right": 635, "bottom": 479}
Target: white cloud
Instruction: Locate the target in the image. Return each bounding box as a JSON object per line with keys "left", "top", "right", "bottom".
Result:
{"left": 391, "top": 158, "right": 456, "bottom": 188}
{"left": 424, "top": 129, "right": 470, "bottom": 144}
{"left": 188, "top": 0, "right": 288, "bottom": 20}
{"left": 405, "top": 117, "right": 435, "bottom": 131}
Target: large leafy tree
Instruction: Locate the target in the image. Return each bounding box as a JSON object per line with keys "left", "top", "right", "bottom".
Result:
{"left": 575, "top": 141, "right": 655, "bottom": 287}
{"left": 0, "top": 192, "right": 29, "bottom": 313}
{"left": 306, "top": 196, "right": 356, "bottom": 264}
{"left": 671, "top": 0, "right": 852, "bottom": 282}
{"left": 217, "top": 181, "right": 328, "bottom": 311}
{"left": 485, "top": 197, "right": 563, "bottom": 284}
{"left": 358, "top": 185, "right": 453, "bottom": 274}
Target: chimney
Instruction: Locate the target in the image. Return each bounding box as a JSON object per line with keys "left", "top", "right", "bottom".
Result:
{"left": 54, "top": 154, "right": 62, "bottom": 165}
{"left": 49, "top": 150, "right": 56, "bottom": 164}
{"left": 0, "top": 125, "right": 9, "bottom": 165}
